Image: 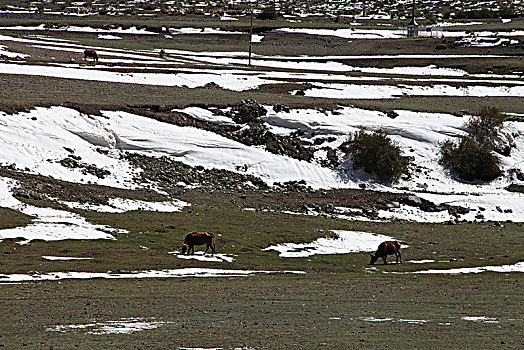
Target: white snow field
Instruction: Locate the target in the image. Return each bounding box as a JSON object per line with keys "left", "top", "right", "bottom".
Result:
{"left": 0, "top": 104, "right": 523, "bottom": 224}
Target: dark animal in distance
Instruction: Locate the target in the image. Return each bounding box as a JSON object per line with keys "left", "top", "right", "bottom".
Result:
{"left": 370, "top": 241, "right": 402, "bottom": 265}
{"left": 159, "top": 48, "right": 165, "bottom": 58}
{"left": 83, "top": 49, "right": 98, "bottom": 62}
{"left": 182, "top": 231, "right": 215, "bottom": 256}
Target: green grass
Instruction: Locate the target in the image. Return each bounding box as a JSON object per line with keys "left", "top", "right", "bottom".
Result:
{"left": 1, "top": 181, "right": 522, "bottom": 348}
{"left": 0, "top": 207, "right": 33, "bottom": 229}
{"left": 0, "top": 265, "right": 522, "bottom": 349}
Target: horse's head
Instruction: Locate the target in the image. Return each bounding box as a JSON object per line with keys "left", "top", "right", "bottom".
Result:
{"left": 370, "top": 253, "right": 378, "bottom": 265}
{"left": 181, "top": 243, "right": 188, "bottom": 254}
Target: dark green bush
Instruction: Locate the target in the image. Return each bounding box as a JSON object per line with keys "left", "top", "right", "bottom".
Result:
{"left": 257, "top": 8, "right": 277, "bottom": 20}
{"left": 439, "top": 137, "right": 501, "bottom": 181}
{"left": 466, "top": 106, "right": 506, "bottom": 146}
{"left": 439, "top": 106, "right": 506, "bottom": 182}
{"left": 342, "top": 130, "right": 409, "bottom": 183}
{"left": 506, "top": 184, "right": 524, "bottom": 193}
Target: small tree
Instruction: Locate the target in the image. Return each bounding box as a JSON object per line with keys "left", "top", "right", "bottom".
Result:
{"left": 342, "top": 130, "right": 409, "bottom": 184}
{"left": 466, "top": 106, "right": 506, "bottom": 146}
{"left": 439, "top": 137, "right": 501, "bottom": 181}
{"left": 440, "top": 106, "right": 506, "bottom": 182}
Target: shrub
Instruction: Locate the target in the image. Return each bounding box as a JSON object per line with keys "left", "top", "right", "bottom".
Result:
{"left": 257, "top": 8, "right": 277, "bottom": 20}
{"left": 506, "top": 184, "right": 524, "bottom": 193}
{"left": 440, "top": 106, "right": 507, "bottom": 182}
{"left": 466, "top": 106, "right": 506, "bottom": 146}
{"left": 342, "top": 130, "right": 409, "bottom": 183}
{"left": 439, "top": 137, "right": 501, "bottom": 181}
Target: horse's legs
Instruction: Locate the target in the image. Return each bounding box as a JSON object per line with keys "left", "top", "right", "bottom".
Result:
{"left": 211, "top": 242, "right": 215, "bottom": 256}
{"left": 204, "top": 245, "right": 209, "bottom": 255}
{"left": 383, "top": 256, "right": 387, "bottom": 265}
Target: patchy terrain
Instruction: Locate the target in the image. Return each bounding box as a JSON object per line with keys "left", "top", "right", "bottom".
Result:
{"left": 0, "top": 3, "right": 523, "bottom": 349}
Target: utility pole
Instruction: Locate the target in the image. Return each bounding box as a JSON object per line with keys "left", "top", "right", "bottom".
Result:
{"left": 411, "top": 0, "right": 416, "bottom": 24}
{"left": 249, "top": 9, "right": 253, "bottom": 66}
{"left": 409, "top": 0, "right": 417, "bottom": 25}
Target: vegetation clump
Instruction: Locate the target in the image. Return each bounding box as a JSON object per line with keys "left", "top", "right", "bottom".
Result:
{"left": 466, "top": 106, "right": 507, "bottom": 148}
{"left": 439, "top": 138, "right": 501, "bottom": 181}
{"left": 440, "top": 107, "right": 507, "bottom": 182}
{"left": 341, "top": 130, "right": 409, "bottom": 184}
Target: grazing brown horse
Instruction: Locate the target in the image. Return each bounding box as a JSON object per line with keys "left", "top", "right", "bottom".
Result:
{"left": 182, "top": 231, "right": 215, "bottom": 256}
{"left": 370, "top": 241, "right": 402, "bottom": 265}
{"left": 83, "top": 49, "right": 98, "bottom": 62}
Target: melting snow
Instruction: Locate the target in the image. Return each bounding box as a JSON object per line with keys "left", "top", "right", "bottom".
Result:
{"left": 60, "top": 198, "right": 189, "bottom": 213}
{"left": 168, "top": 251, "right": 236, "bottom": 263}
{"left": 0, "top": 268, "right": 305, "bottom": 283}
{"left": 304, "top": 82, "right": 524, "bottom": 99}
{"left": 407, "top": 260, "right": 436, "bottom": 264}
{"left": 0, "top": 24, "right": 157, "bottom": 35}
{"left": 97, "top": 34, "right": 121, "bottom": 40}
{"left": 399, "top": 319, "right": 428, "bottom": 324}
{"left": 405, "top": 262, "right": 524, "bottom": 274}
{"left": 42, "top": 256, "right": 92, "bottom": 261}
{"left": 361, "top": 317, "right": 393, "bottom": 322}
{"left": 262, "top": 230, "right": 402, "bottom": 258}
{"left": 360, "top": 317, "right": 427, "bottom": 324}
{"left": 168, "top": 27, "right": 243, "bottom": 35}
{"left": 462, "top": 316, "right": 499, "bottom": 323}
{"left": 0, "top": 104, "right": 523, "bottom": 223}
{"left": 0, "top": 45, "right": 29, "bottom": 58}
{"left": 0, "top": 177, "right": 121, "bottom": 244}
{"left": 47, "top": 317, "right": 169, "bottom": 334}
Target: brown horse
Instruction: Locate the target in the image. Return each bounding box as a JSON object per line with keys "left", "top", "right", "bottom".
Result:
{"left": 83, "top": 49, "right": 98, "bottom": 62}
{"left": 181, "top": 231, "right": 215, "bottom": 256}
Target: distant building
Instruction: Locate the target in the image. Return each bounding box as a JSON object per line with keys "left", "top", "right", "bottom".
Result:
{"left": 398, "top": 0, "right": 443, "bottom": 38}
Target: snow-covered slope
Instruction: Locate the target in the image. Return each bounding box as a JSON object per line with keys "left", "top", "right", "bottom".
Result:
{"left": 0, "top": 105, "right": 523, "bottom": 223}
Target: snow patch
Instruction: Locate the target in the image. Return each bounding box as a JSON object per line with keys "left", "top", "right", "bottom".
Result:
{"left": 0, "top": 177, "right": 121, "bottom": 244}
{"left": 0, "top": 24, "right": 156, "bottom": 35}
{"left": 61, "top": 198, "right": 189, "bottom": 213}
{"left": 262, "top": 230, "right": 402, "bottom": 258}
{"left": 47, "top": 317, "right": 169, "bottom": 334}
{"left": 97, "top": 34, "right": 122, "bottom": 40}
{"left": 403, "top": 262, "right": 524, "bottom": 274}
{"left": 407, "top": 260, "right": 435, "bottom": 264}
{"left": 361, "top": 317, "right": 393, "bottom": 322}
{"left": 0, "top": 45, "right": 29, "bottom": 58}
{"left": 42, "top": 256, "right": 92, "bottom": 261}
{"left": 0, "top": 268, "right": 305, "bottom": 283}
{"left": 462, "top": 316, "right": 499, "bottom": 323}
{"left": 168, "top": 251, "right": 236, "bottom": 263}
